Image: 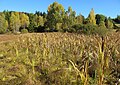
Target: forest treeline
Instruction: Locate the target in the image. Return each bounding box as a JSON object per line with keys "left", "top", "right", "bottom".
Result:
{"left": 0, "top": 2, "right": 120, "bottom": 34}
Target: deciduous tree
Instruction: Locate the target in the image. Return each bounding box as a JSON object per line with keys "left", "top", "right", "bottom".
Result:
{"left": 0, "top": 13, "right": 8, "bottom": 33}
{"left": 96, "top": 14, "right": 106, "bottom": 28}
{"left": 105, "top": 17, "right": 113, "bottom": 29}
{"left": 62, "top": 6, "right": 76, "bottom": 31}
{"left": 20, "top": 13, "right": 29, "bottom": 29}
{"left": 34, "top": 14, "right": 44, "bottom": 27}
{"left": 76, "top": 14, "right": 84, "bottom": 24}
{"left": 46, "top": 2, "right": 65, "bottom": 31}
{"left": 67, "top": 6, "right": 76, "bottom": 26}
{"left": 96, "top": 14, "right": 106, "bottom": 25}
{"left": 10, "top": 12, "right": 21, "bottom": 32}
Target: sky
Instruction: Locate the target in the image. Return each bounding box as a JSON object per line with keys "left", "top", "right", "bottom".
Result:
{"left": 0, "top": 0, "right": 120, "bottom": 18}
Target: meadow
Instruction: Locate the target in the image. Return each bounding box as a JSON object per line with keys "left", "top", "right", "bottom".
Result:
{"left": 0, "top": 32, "right": 120, "bottom": 85}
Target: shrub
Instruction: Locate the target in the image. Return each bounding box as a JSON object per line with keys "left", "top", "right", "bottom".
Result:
{"left": 37, "top": 26, "right": 46, "bottom": 32}
{"left": 21, "top": 29, "right": 28, "bottom": 33}
{"left": 72, "top": 24, "right": 108, "bottom": 36}
{"left": 0, "top": 28, "right": 6, "bottom": 34}
{"left": 94, "top": 27, "right": 108, "bottom": 36}
{"left": 81, "top": 24, "right": 98, "bottom": 35}
{"left": 71, "top": 24, "right": 84, "bottom": 32}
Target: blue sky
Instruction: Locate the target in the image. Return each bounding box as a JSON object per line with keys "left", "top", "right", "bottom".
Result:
{"left": 0, "top": 0, "right": 120, "bottom": 18}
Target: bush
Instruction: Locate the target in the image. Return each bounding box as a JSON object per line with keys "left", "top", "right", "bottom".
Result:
{"left": 37, "top": 26, "right": 46, "bottom": 32}
{"left": 81, "top": 24, "right": 98, "bottom": 35}
{"left": 0, "top": 27, "right": 7, "bottom": 34}
{"left": 71, "top": 24, "right": 84, "bottom": 33}
{"left": 71, "top": 24, "right": 109, "bottom": 36}
{"left": 21, "top": 29, "right": 28, "bottom": 33}
{"left": 71, "top": 24, "right": 97, "bottom": 34}
{"left": 94, "top": 27, "right": 108, "bottom": 36}
{"left": 82, "top": 24, "right": 109, "bottom": 36}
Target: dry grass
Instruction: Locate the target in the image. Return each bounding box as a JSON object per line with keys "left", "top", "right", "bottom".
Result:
{"left": 0, "top": 32, "right": 120, "bottom": 85}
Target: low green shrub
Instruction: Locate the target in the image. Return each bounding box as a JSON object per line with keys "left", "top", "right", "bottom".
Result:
{"left": 71, "top": 24, "right": 84, "bottom": 32}
{"left": 94, "top": 27, "right": 108, "bottom": 36}
{"left": 71, "top": 24, "right": 108, "bottom": 36}
{"left": 21, "top": 29, "right": 28, "bottom": 33}
{"left": 82, "top": 24, "right": 97, "bottom": 35}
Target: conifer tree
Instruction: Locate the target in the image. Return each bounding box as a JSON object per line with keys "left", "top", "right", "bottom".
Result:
{"left": 87, "top": 8, "right": 96, "bottom": 25}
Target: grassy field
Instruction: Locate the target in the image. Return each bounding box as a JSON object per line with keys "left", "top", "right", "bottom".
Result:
{"left": 0, "top": 32, "right": 120, "bottom": 85}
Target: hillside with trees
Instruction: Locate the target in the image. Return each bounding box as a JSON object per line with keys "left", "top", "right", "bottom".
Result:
{"left": 0, "top": 2, "right": 120, "bottom": 34}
